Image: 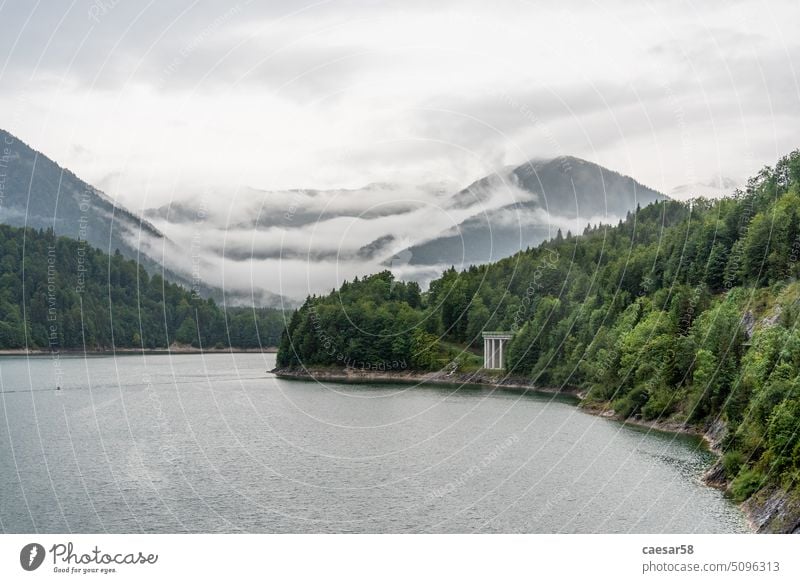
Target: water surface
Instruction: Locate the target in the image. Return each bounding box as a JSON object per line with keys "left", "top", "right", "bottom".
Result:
{"left": 0, "top": 353, "right": 747, "bottom": 533}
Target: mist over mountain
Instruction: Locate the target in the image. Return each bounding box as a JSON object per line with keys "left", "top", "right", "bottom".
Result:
{"left": 142, "top": 181, "right": 462, "bottom": 298}
{"left": 143, "top": 182, "right": 452, "bottom": 230}
{"left": 0, "top": 129, "right": 288, "bottom": 307}
{"left": 142, "top": 157, "right": 665, "bottom": 298}
{"left": 0, "top": 128, "right": 164, "bottom": 259}
{"left": 0, "top": 128, "right": 666, "bottom": 302}
{"left": 396, "top": 156, "right": 666, "bottom": 267}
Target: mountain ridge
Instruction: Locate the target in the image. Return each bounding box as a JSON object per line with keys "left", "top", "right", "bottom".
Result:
{"left": 0, "top": 128, "right": 290, "bottom": 307}
{"left": 396, "top": 155, "right": 666, "bottom": 267}
{"left": 276, "top": 150, "right": 800, "bottom": 533}
{"left": 0, "top": 128, "right": 164, "bottom": 250}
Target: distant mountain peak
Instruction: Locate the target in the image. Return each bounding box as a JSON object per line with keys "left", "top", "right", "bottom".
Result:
{"left": 0, "top": 127, "right": 164, "bottom": 242}
{"left": 399, "top": 156, "right": 666, "bottom": 267}
{"left": 0, "top": 128, "right": 292, "bottom": 307}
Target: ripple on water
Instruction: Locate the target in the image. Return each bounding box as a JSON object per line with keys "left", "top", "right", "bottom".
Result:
{"left": 0, "top": 353, "right": 748, "bottom": 533}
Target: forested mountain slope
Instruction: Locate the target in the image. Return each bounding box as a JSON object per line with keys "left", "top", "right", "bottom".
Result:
{"left": 0, "top": 128, "right": 292, "bottom": 307}
{"left": 0, "top": 224, "right": 285, "bottom": 350}
{"left": 0, "top": 129, "right": 165, "bottom": 264}
{"left": 278, "top": 151, "right": 800, "bottom": 529}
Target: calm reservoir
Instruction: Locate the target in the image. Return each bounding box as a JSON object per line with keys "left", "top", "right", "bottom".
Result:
{"left": 0, "top": 353, "right": 747, "bottom": 533}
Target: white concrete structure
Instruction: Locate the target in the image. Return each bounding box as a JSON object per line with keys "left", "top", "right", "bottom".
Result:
{"left": 482, "top": 331, "right": 513, "bottom": 370}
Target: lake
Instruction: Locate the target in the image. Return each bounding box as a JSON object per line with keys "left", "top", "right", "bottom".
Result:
{"left": 0, "top": 353, "right": 747, "bottom": 533}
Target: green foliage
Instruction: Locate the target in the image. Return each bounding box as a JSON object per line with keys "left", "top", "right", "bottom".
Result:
{"left": 766, "top": 398, "right": 800, "bottom": 473}
{"left": 641, "top": 386, "right": 677, "bottom": 421}
{"left": 410, "top": 329, "right": 441, "bottom": 370}
{"left": 730, "top": 468, "right": 766, "bottom": 503}
{"left": 277, "top": 271, "right": 431, "bottom": 369}
{"left": 723, "top": 450, "right": 745, "bottom": 479}
{"left": 276, "top": 150, "right": 800, "bottom": 498}
{"left": 0, "top": 225, "right": 285, "bottom": 350}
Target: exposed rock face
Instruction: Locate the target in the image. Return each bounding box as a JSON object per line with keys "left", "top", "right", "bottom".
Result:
{"left": 743, "top": 487, "right": 800, "bottom": 533}
{"left": 702, "top": 460, "right": 728, "bottom": 489}
{"left": 700, "top": 418, "right": 729, "bottom": 488}
{"left": 699, "top": 418, "right": 800, "bottom": 533}
{"left": 761, "top": 305, "right": 783, "bottom": 328}
{"left": 704, "top": 417, "right": 728, "bottom": 452}
{"left": 742, "top": 305, "right": 783, "bottom": 340}
{"left": 741, "top": 310, "right": 756, "bottom": 339}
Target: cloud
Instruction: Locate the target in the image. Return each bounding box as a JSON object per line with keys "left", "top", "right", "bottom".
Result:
{"left": 3, "top": 0, "right": 796, "bottom": 201}
{"left": 137, "top": 180, "right": 491, "bottom": 298}
{"left": 1, "top": 0, "right": 798, "bottom": 297}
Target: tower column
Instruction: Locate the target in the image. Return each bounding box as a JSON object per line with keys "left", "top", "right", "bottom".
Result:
{"left": 499, "top": 338, "right": 504, "bottom": 369}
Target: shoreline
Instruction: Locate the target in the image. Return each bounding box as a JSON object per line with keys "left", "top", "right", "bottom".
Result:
{"left": 271, "top": 365, "right": 584, "bottom": 397}
{"left": 272, "top": 365, "right": 798, "bottom": 533}
{"left": 0, "top": 346, "right": 278, "bottom": 356}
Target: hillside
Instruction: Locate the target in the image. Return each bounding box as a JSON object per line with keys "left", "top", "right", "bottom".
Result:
{"left": 0, "top": 128, "right": 291, "bottom": 307}
{"left": 0, "top": 129, "right": 165, "bottom": 261}
{"left": 0, "top": 224, "right": 285, "bottom": 351}
{"left": 400, "top": 156, "right": 666, "bottom": 266}
{"left": 277, "top": 151, "right": 800, "bottom": 532}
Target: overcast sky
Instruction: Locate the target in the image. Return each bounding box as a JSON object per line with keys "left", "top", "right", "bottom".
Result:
{"left": 1, "top": 0, "right": 798, "bottom": 210}
{"left": 2, "top": 0, "right": 800, "bottom": 300}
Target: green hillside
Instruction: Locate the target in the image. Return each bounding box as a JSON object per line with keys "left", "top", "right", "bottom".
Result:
{"left": 278, "top": 150, "right": 800, "bottom": 522}
{"left": 0, "top": 224, "right": 285, "bottom": 351}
